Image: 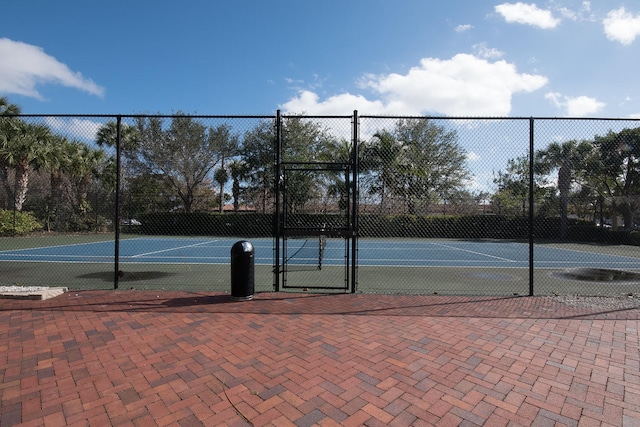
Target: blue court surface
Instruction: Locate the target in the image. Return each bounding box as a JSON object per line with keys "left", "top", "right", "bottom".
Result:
{"left": 1, "top": 236, "right": 640, "bottom": 269}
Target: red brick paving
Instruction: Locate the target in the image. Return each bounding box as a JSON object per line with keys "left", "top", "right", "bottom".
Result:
{"left": 1, "top": 291, "right": 639, "bottom": 426}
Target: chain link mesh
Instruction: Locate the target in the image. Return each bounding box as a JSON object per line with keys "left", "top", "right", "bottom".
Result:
{"left": 1, "top": 113, "right": 639, "bottom": 296}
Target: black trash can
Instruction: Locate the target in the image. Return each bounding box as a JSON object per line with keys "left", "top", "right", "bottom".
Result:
{"left": 230, "top": 241, "right": 255, "bottom": 301}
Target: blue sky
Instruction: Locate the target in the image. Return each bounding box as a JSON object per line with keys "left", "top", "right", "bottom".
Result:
{"left": 2, "top": 0, "right": 640, "bottom": 118}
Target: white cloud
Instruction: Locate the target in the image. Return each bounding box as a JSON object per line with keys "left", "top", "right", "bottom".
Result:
{"left": 545, "top": 92, "right": 606, "bottom": 116}
{"left": 472, "top": 43, "right": 504, "bottom": 59}
{"left": 44, "top": 117, "right": 104, "bottom": 142}
{"left": 557, "top": 7, "right": 577, "bottom": 21}
{"left": 0, "top": 38, "right": 105, "bottom": 99}
{"left": 495, "top": 2, "right": 561, "bottom": 29}
{"left": 548, "top": 1, "right": 595, "bottom": 23}
{"left": 281, "top": 90, "right": 385, "bottom": 115}
{"left": 467, "top": 151, "right": 481, "bottom": 162}
{"left": 603, "top": 7, "right": 640, "bottom": 45}
{"left": 282, "top": 54, "right": 548, "bottom": 116}
{"left": 455, "top": 24, "right": 473, "bottom": 33}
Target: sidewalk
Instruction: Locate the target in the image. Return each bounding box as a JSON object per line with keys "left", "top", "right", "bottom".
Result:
{"left": 1, "top": 291, "right": 639, "bottom": 426}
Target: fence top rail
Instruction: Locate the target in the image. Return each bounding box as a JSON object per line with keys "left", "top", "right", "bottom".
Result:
{"left": 1, "top": 114, "right": 277, "bottom": 119}
{"left": 357, "top": 115, "right": 640, "bottom": 122}
{"left": 280, "top": 114, "right": 354, "bottom": 119}
{"left": 3, "top": 113, "right": 640, "bottom": 122}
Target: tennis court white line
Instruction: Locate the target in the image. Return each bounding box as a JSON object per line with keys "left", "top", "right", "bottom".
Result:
{"left": 0, "top": 254, "right": 114, "bottom": 259}
{"left": 429, "top": 242, "right": 518, "bottom": 262}
{"left": 0, "top": 239, "right": 114, "bottom": 253}
{"left": 131, "top": 240, "right": 220, "bottom": 258}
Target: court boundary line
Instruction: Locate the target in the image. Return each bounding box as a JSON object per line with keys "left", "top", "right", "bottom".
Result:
{"left": 132, "top": 239, "right": 220, "bottom": 258}
{"left": 2, "top": 238, "right": 640, "bottom": 269}
{"left": 536, "top": 241, "right": 640, "bottom": 260}
{"left": 0, "top": 239, "right": 115, "bottom": 254}
{"left": 428, "top": 241, "right": 519, "bottom": 262}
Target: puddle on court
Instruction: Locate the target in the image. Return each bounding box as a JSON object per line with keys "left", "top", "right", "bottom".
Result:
{"left": 553, "top": 268, "right": 640, "bottom": 282}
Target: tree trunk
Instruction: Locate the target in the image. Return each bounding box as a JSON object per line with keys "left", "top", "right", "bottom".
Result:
{"left": 14, "top": 161, "right": 30, "bottom": 212}
{"left": 50, "top": 171, "right": 64, "bottom": 232}
{"left": 558, "top": 165, "right": 571, "bottom": 240}
{"left": 232, "top": 179, "right": 240, "bottom": 212}
{"left": 219, "top": 181, "right": 224, "bottom": 213}
{"left": 78, "top": 174, "right": 91, "bottom": 213}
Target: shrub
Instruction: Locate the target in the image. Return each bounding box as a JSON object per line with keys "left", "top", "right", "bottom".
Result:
{"left": 0, "top": 209, "right": 43, "bottom": 236}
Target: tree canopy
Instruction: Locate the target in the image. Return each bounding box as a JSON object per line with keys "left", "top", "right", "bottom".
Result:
{"left": 362, "top": 118, "right": 469, "bottom": 214}
{"left": 2, "top": 96, "right": 640, "bottom": 240}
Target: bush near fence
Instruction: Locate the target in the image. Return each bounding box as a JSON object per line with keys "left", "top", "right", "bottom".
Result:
{"left": 362, "top": 215, "right": 640, "bottom": 244}
{"left": 0, "top": 210, "right": 42, "bottom": 236}
{"left": 133, "top": 212, "right": 640, "bottom": 245}
{"left": 138, "top": 212, "right": 274, "bottom": 237}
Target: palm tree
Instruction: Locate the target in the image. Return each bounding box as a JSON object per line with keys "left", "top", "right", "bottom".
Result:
{"left": 95, "top": 120, "right": 140, "bottom": 151}
{"left": 0, "top": 97, "right": 22, "bottom": 207}
{"left": 592, "top": 128, "right": 640, "bottom": 229}
{"left": 0, "top": 97, "right": 21, "bottom": 115}
{"left": 361, "top": 130, "right": 403, "bottom": 213}
{"left": 46, "top": 135, "right": 74, "bottom": 231}
{"left": 210, "top": 124, "right": 239, "bottom": 213}
{"left": 96, "top": 121, "right": 140, "bottom": 220}
{"left": 0, "top": 120, "right": 53, "bottom": 211}
{"left": 68, "top": 142, "right": 107, "bottom": 214}
{"left": 228, "top": 160, "right": 249, "bottom": 212}
{"left": 322, "top": 139, "right": 353, "bottom": 211}
{"left": 536, "top": 140, "right": 593, "bottom": 239}
{"left": 214, "top": 166, "right": 229, "bottom": 212}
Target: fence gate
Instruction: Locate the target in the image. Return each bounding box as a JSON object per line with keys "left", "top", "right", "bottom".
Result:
{"left": 275, "top": 160, "right": 358, "bottom": 292}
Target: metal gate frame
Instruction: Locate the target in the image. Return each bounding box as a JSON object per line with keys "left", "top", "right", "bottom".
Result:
{"left": 273, "top": 111, "right": 359, "bottom": 292}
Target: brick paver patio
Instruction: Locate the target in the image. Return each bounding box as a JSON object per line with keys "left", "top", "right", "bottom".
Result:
{"left": 1, "top": 291, "right": 639, "bottom": 426}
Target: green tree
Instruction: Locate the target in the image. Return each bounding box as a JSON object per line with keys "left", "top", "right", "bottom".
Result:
{"left": 366, "top": 119, "right": 469, "bottom": 215}
{"left": 281, "top": 116, "right": 336, "bottom": 213}
{"left": 213, "top": 166, "right": 229, "bottom": 212}
{"left": 95, "top": 120, "right": 140, "bottom": 151}
{"left": 322, "top": 138, "right": 354, "bottom": 212}
{"left": 361, "top": 130, "right": 404, "bottom": 213}
{"left": 0, "top": 97, "right": 22, "bottom": 209}
{"left": 591, "top": 128, "right": 640, "bottom": 228}
{"left": 211, "top": 125, "right": 239, "bottom": 212}
{"left": 95, "top": 120, "right": 141, "bottom": 219}
{"left": 0, "top": 97, "right": 20, "bottom": 116}
{"left": 535, "top": 140, "right": 594, "bottom": 239}
{"left": 133, "top": 115, "right": 231, "bottom": 213}
{"left": 492, "top": 155, "right": 530, "bottom": 216}
{"left": 68, "top": 142, "right": 108, "bottom": 214}
{"left": 242, "top": 116, "right": 336, "bottom": 213}
{"left": 0, "top": 119, "right": 53, "bottom": 211}
{"left": 241, "top": 120, "right": 276, "bottom": 213}
{"left": 228, "top": 160, "right": 249, "bottom": 212}
{"left": 44, "top": 135, "right": 74, "bottom": 231}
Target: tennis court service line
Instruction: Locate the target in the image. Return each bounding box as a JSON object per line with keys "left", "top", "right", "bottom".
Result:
{"left": 131, "top": 239, "right": 219, "bottom": 258}
{"left": 429, "top": 241, "right": 518, "bottom": 262}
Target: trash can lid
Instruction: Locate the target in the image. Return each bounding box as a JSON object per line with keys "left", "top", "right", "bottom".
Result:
{"left": 232, "top": 240, "right": 253, "bottom": 252}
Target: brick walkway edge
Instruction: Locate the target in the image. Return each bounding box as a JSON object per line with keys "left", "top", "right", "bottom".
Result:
{"left": 1, "top": 291, "right": 639, "bottom": 426}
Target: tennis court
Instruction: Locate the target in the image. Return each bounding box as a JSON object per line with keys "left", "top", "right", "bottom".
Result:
{"left": 2, "top": 234, "right": 640, "bottom": 295}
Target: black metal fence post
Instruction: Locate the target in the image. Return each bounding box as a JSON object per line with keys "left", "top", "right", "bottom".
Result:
{"left": 351, "top": 110, "right": 359, "bottom": 293}
{"left": 114, "top": 115, "right": 122, "bottom": 290}
{"left": 273, "top": 110, "right": 282, "bottom": 292}
{"left": 529, "top": 118, "right": 535, "bottom": 296}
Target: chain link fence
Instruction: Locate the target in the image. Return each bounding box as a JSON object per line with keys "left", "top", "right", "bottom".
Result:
{"left": 1, "top": 112, "right": 639, "bottom": 296}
